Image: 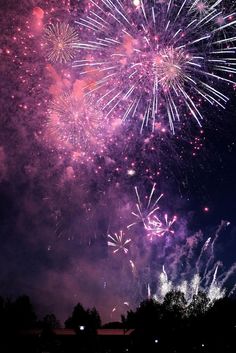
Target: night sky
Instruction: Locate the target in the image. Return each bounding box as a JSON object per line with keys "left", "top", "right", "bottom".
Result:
{"left": 0, "top": 0, "right": 236, "bottom": 324}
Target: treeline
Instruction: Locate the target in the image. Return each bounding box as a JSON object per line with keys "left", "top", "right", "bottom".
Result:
{"left": 0, "top": 291, "right": 236, "bottom": 352}
{"left": 0, "top": 295, "right": 59, "bottom": 331}
{"left": 123, "top": 291, "right": 236, "bottom": 352}
{"left": 0, "top": 295, "right": 100, "bottom": 331}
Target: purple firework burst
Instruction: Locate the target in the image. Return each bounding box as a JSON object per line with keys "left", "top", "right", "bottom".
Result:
{"left": 73, "top": 0, "right": 236, "bottom": 133}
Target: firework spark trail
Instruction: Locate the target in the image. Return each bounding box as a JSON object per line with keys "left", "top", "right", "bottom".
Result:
{"left": 107, "top": 216, "right": 235, "bottom": 309}
{"left": 229, "top": 283, "right": 236, "bottom": 297}
{"left": 195, "top": 236, "right": 211, "bottom": 273}
{"left": 157, "top": 265, "right": 173, "bottom": 299}
{"left": 154, "top": 263, "right": 226, "bottom": 304}
{"left": 203, "top": 221, "right": 229, "bottom": 278}
{"left": 208, "top": 264, "right": 226, "bottom": 301}
{"left": 128, "top": 212, "right": 235, "bottom": 305}
{"left": 74, "top": 0, "right": 236, "bottom": 133}
{"left": 124, "top": 183, "right": 235, "bottom": 304}
{"left": 153, "top": 221, "right": 235, "bottom": 304}
{"left": 111, "top": 301, "right": 130, "bottom": 316}
{"left": 178, "top": 231, "right": 204, "bottom": 278}
{"left": 205, "top": 261, "right": 222, "bottom": 287}
{"left": 211, "top": 263, "right": 219, "bottom": 287}
{"left": 129, "top": 259, "right": 136, "bottom": 275}
{"left": 147, "top": 283, "right": 151, "bottom": 299}
{"left": 220, "top": 263, "right": 236, "bottom": 286}
{"left": 191, "top": 274, "right": 201, "bottom": 297}
{"left": 44, "top": 22, "right": 79, "bottom": 63}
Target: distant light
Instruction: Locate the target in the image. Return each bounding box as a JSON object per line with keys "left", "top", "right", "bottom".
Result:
{"left": 79, "top": 326, "right": 85, "bottom": 331}
{"left": 127, "top": 169, "right": 136, "bottom": 176}
{"left": 154, "top": 339, "right": 159, "bottom": 343}
{"left": 202, "top": 343, "right": 205, "bottom": 347}
{"left": 203, "top": 207, "right": 209, "bottom": 212}
{"left": 133, "top": 0, "right": 140, "bottom": 6}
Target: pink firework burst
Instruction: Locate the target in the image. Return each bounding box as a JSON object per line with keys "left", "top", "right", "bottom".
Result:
{"left": 108, "top": 230, "right": 131, "bottom": 254}
{"left": 44, "top": 22, "right": 79, "bottom": 64}
{"left": 145, "top": 213, "right": 177, "bottom": 241}
{"left": 128, "top": 183, "right": 163, "bottom": 229}
{"left": 47, "top": 90, "right": 107, "bottom": 159}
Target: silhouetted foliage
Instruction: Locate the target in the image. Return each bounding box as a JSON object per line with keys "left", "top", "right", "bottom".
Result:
{"left": 125, "top": 299, "right": 162, "bottom": 329}
{"left": 0, "top": 293, "right": 235, "bottom": 352}
{"left": 0, "top": 295, "right": 37, "bottom": 332}
{"left": 0, "top": 296, "right": 4, "bottom": 329}
{"left": 38, "top": 313, "right": 61, "bottom": 329}
{"left": 123, "top": 291, "right": 236, "bottom": 352}
{"left": 65, "top": 302, "right": 101, "bottom": 330}
{"left": 64, "top": 303, "right": 101, "bottom": 352}
{"left": 13, "top": 295, "right": 37, "bottom": 329}
{"left": 39, "top": 327, "right": 63, "bottom": 353}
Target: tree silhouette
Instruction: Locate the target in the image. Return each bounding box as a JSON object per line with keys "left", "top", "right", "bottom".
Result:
{"left": 65, "top": 302, "right": 100, "bottom": 329}
{"left": 125, "top": 299, "right": 162, "bottom": 329}
{"left": 0, "top": 296, "right": 4, "bottom": 328}
{"left": 39, "top": 313, "right": 61, "bottom": 329}
{"left": 0, "top": 293, "right": 235, "bottom": 352}
{"left": 65, "top": 302, "right": 101, "bottom": 352}
{"left": 13, "top": 295, "right": 37, "bottom": 329}
{"left": 2, "top": 295, "right": 37, "bottom": 331}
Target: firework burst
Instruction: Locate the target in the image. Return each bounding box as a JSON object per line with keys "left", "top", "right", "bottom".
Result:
{"left": 44, "top": 22, "right": 79, "bottom": 63}
{"left": 128, "top": 184, "right": 176, "bottom": 240}
{"left": 47, "top": 90, "right": 105, "bottom": 157}
{"left": 128, "top": 183, "right": 163, "bottom": 229}
{"left": 74, "top": 0, "right": 236, "bottom": 133}
{"left": 108, "top": 230, "right": 131, "bottom": 254}
{"left": 145, "top": 213, "right": 177, "bottom": 240}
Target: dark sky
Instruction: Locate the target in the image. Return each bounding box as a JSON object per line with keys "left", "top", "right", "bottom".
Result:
{"left": 0, "top": 0, "right": 236, "bottom": 324}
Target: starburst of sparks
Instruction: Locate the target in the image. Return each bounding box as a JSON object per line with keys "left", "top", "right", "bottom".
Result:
{"left": 73, "top": 0, "right": 236, "bottom": 133}
{"left": 128, "top": 183, "right": 163, "bottom": 229}
{"left": 128, "top": 184, "right": 176, "bottom": 239}
{"left": 145, "top": 213, "right": 177, "bottom": 240}
{"left": 44, "top": 22, "right": 79, "bottom": 63}
{"left": 108, "top": 230, "right": 132, "bottom": 254}
{"left": 47, "top": 90, "right": 105, "bottom": 156}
